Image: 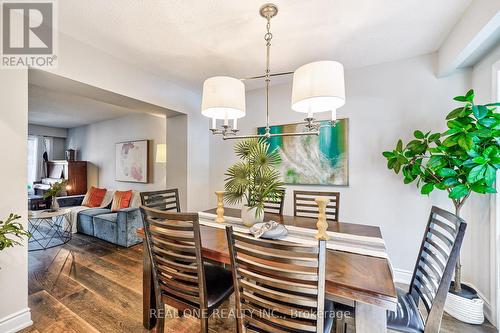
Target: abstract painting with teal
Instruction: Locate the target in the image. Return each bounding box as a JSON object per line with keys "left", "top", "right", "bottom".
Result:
{"left": 258, "top": 119, "right": 348, "bottom": 185}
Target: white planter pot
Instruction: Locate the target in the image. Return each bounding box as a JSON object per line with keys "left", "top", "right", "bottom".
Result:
{"left": 444, "top": 292, "right": 484, "bottom": 325}
{"left": 241, "top": 205, "right": 264, "bottom": 227}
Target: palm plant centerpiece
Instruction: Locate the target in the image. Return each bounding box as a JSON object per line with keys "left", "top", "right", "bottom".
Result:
{"left": 224, "top": 139, "right": 284, "bottom": 226}
{"left": 383, "top": 90, "right": 499, "bottom": 299}
{"left": 43, "top": 180, "right": 68, "bottom": 212}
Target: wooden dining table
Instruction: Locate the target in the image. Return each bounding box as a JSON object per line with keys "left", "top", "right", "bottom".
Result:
{"left": 137, "top": 207, "right": 397, "bottom": 333}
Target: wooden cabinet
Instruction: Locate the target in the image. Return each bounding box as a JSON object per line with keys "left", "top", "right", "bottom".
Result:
{"left": 46, "top": 161, "right": 87, "bottom": 195}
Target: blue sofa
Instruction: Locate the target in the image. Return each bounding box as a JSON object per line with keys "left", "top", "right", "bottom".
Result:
{"left": 57, "top": 195, "right": 143, "bottom": 247}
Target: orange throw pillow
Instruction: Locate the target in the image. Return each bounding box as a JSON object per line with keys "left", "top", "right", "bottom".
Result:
{"left": 111, "top": 190, "right": 133, "bottom": 212}
{"left": 82, "top": 187, "right": 107, "bottom": 208}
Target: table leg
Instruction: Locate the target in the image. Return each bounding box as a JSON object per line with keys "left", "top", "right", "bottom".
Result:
{"left": 355, "top": 302, "right": 387, "bottom": 333}
{"left": 143, "top": 240, "right": 157, "bottom": 330}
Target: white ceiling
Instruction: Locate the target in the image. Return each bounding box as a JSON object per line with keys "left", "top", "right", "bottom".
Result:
{"left": 28, "top": 70, "right": 178, "bottom": 128}
{"left": 58, "top": 0, "right": 472, "bottom": 91}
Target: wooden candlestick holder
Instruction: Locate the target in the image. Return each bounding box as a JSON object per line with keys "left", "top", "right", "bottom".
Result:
{"left": 315, "top": 197, "right": 330, "bottom": 240}
{"left": 215, "top": 191, "right": 225, "bottom": 223}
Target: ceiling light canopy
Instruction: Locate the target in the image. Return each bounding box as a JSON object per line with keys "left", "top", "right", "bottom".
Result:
{"left": 201, "top": 3, "right": 346, "bottom": 140}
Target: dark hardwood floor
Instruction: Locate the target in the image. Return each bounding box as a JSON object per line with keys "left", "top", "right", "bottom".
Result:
{"left": 21, "top": 233, "right": 497, "bottom": 333}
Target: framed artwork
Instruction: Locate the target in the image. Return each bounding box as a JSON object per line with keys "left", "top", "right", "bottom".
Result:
{"left": 115, "top": 140, "right": 149, "bottom": 183}
{"left": 258, "top": 119, "right": 349, "bottom": 185}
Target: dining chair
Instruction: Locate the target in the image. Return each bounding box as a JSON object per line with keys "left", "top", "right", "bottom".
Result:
{"left": 263, "top": 190, "right": 285, "bottom": 215}
{"left": 293, "top": 190, "right": 340, "bottom": 221}
{"left": 225, "top": 226, "right": 335, "bottom": 333}
{"left": 335, "top": 206, "right": 467, "bottom": 333}
{"left": 140, "top": 207, "right": 234, "bottom": 333}
{"left": 140, "top": 188, "right": 181, "bottom": 212}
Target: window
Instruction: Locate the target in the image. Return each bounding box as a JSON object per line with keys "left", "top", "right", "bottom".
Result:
{"left": 27, "top": 136, "right": 37, "bottom": 189}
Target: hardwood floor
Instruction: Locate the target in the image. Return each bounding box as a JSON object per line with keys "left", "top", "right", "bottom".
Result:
{"left": 21, "top": 234, "right": 497, "bottom": 333}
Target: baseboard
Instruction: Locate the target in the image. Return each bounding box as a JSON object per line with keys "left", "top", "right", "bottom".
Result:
{"left": 393, "top": 268, "right": 412, "bottom": 285}
{"left": 0, "top": 308, "right": 33, "bottom": 333}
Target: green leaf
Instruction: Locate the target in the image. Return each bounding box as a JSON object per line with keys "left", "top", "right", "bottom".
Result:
{"left": 465, "top": 89, "right": 475, "bottom": 101}
{"left": 446, "top": 107, "right": 465, "bottom": 120}
{"left": 470, "top": 183, "right": 487, "bottom": 194}
{"left": 442, "top": 135, "right": 459, "bottom": 147}
{"left": 449, "top": 185, "right": 469, "bottom": 199}
{"left": 447, "top": 120, "right": 463, "bottom": 129}
{"left": 485, "top": 102, "right": 500, "bottom": 107}
{"left": 382, "top": 151, "right": 394, "bottom": 158}
{"left": 453, "top": 95, "right": 468, "bottom": 102}
{"left": 457, "top": 135, "right": 473, "bottom": 150}
{"left": 483, "top": 146, "right": 498, "bottom": 158}
{"left": 421, "top": 183, "right": 434, "bottom": 195}
{"left": 479, "top": 117, "right": 496, "bottom": 128}
{"left": 428, "top": 133, "right": 441, "bottom": 142}
{"left": 387, "top": 158, "right": 397, "bottom": 169}
{"left": 484, "top": 164, "right": 496, "bottom": 186}
{"left": 472, "top": 156, "right": 487, "bottom": 164}
{"left": 472, "top": 105, "right": 488, "bottom": 119}
{"left": 467, "top": 164, "right": 486, "bottom": 183}
{"left": 396, "top": 139, "right": 403, "bottom": 152}
{"left": 471, "top": 129, "right": 492, "bottom": 138}
{"left": 438, "top": 168, "right": 457, "bottom": 177}
{"left": 443, "top": 177, "right": 460, "bottom": 187}
{"left": 414, "top": 130, "right": 424, "bottom": 139}
{"left": 427, "top": 156, "right": 447, "bottom": 171}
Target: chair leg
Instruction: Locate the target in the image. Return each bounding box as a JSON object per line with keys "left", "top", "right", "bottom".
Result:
{"left": 200, "top": 315, "right": 209, "bottom": 333}
{"left": 156, "top": 302, "right": 165, "bottom": 333}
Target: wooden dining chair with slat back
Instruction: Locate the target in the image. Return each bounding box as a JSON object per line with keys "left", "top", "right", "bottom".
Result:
{"left": 336, "top": 206, "right": 467, "bottom": 333}
{"left": 294, "top": 190, "right": 340, "bottom": 221}
{"left": 263, "top": 190, "right": 285, "bottom": 216}
{"left": 225, "top": 226, "right": 335, "bottom": 333}
{"left": 140, "top": 207, "right": 234, "bottom": 333}
{"left": 140, "top": 189, "right": 181, "bottom": 212}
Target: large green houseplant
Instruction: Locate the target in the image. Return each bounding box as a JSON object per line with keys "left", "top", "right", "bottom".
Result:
{"left": 383, "top": 90, "right": 499, "bottom": 295}
{"left": 0, "top": 214, "right": 30, "bottom": 251}
{"left": 224, "top": 139, "right": 284, "bottom": 226}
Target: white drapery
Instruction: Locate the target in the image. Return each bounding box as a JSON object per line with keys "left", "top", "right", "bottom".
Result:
{"left": 34, "top": 135, "right": 47, "bottom": 181}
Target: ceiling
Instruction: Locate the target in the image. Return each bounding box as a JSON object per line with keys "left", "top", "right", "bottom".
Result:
{"left": 57, "top": 0, "right": 472, "bottom": 91}
{"left": 29, "top": 70, "right": 178, "bottom": 128}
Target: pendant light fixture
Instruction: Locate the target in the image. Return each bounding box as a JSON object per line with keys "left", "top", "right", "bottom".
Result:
{"left": 201, "top": 3, "right": 346, "bottom": 140}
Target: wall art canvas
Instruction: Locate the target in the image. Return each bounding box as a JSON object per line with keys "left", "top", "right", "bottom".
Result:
{"left": 258, "top": 119, "right": 348, "bottom": 185}
{"left": 115, "top": 140, "right": 149, "bottom": 183}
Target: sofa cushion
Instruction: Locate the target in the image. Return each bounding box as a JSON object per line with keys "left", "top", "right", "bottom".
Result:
{"left": 94, "top": 212, "right": 118, "bottom": 223}
{"left": 77, "top": 208, "right": 112, "bottom": 235}
{"left": 82, "top": 186, "right": 107, "bottom": 207}
{"left": 111, "top": 191, "right": 133, "bottom": 212}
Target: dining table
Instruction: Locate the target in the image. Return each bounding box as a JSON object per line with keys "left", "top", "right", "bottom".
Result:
{"left": 137, "top": 207, "right": 397, "bottom": 333}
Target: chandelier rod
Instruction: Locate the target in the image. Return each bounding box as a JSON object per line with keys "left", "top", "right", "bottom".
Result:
{"left": 241, "top": 71, "right": 294, "bottom": 81}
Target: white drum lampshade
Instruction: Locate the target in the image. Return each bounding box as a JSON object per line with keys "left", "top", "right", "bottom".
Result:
{"left": 291, "top": 61, "right": 345, "bottom": 115}
{"left": 201, "top": 76, "right": 246, "bottom": 120}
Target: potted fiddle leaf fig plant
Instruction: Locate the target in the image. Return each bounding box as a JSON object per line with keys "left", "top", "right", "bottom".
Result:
{"left": 43, "top": 180, "right": 68, "bottom": 212}
{"left": 0, "top": 214, "right": 30, "bottom": 252}
{"left": 224, "top": 138, "right": 284, "bottom": 227}
{"left": 382, "top": 89, "right": 499, "bottom": 324}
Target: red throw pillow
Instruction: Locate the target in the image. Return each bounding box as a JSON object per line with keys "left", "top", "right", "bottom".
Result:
{"left": 111, "top": 190, "right": 133, "bottom": 212}
{"left": 82, "top": 186, "right": 107, "bottom": 208}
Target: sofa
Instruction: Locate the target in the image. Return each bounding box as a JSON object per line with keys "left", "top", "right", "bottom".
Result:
{"left": 57, "top": 191, "right": 143, "bottom": 247}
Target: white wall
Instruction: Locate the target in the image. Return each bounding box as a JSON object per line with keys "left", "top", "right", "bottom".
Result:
{"left": 66, "top": 113, "right": 167, "bottom": 192}
{"left": 209, "top": 53, "right": 472, "bottom": 280}
{"left": 43, "top": 32, "right": 211, "bottom": 214}
{"left": 0, "top": 70, "right": 32, "bottom": 332}
{"left": 166, "top": 115, "right": 188, "bottom": 209}
{"left": 468, "top": 42, "right": 500, "bottom": 325}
